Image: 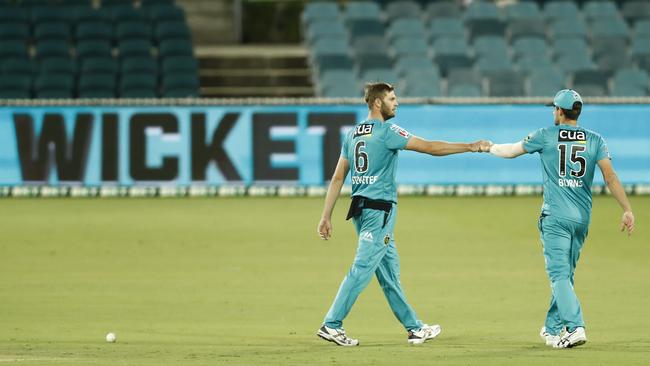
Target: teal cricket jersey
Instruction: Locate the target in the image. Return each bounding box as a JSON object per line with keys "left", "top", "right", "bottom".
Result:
{"left": 523, "top": 124, "right": 610, "bottom": 223}
{"left": 341, "top": 119, "right": 412, "bottom": 203}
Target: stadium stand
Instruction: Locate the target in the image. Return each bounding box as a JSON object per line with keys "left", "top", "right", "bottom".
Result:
{"left": 303, "top": 0, "right": 650, "bottom": 97}
{"left": 0, "top": 0, "right": 199, "bottom": 99}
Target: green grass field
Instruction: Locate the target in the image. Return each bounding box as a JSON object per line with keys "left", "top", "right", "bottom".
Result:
{"left": 0, "top": 196, "right": 648, "bottom": 365}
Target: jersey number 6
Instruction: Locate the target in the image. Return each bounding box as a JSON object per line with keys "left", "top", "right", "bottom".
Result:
{"left": 354, "top": 141, "right": 369, "bottom": 173}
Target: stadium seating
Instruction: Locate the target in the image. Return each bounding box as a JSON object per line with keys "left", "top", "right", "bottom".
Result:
{"left": 304, "top": 0, "right": 650, "bottom": 97}
{"left": 0, "top": 0, "right": 199, "bottom": 99}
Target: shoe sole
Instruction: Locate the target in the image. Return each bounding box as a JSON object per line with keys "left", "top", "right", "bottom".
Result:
{"left": 408, "top": 326, "right": 442, "bottom": 345}
{"left": 567, "top": 338, "right": 587, "bottom": 348}
{"left": 316, "top": 331, "right": 358, "bottom": 347}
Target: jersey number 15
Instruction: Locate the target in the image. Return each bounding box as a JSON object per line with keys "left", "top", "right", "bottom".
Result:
{"left": 558, "top": 144, "right": 587, "bottom": 178}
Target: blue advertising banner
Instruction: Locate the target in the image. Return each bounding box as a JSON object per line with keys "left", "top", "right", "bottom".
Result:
{"left": 0, "top": 104, "right": 649, "bottom": 187}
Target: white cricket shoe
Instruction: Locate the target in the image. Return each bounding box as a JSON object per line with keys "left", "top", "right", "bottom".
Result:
{"left": 407, "top": 324, "right": 441, "bottom": 345}
{"left": 316, "top": 325, "right": 359, "bottom": 346}
{"left": 540, "top": 326, "right": 561, "bottom": 347}
{"left": 554, "top": 327, "right": 587, "bottom": 348}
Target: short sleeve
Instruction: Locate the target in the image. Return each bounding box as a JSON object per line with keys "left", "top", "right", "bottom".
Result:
{"left": 340, "top": 130, "right": 351, "bottom": 160}
{"left": 596, "top": 135, "right": 611, "bottom": 161}
{"left": 522, "top": 128, "right": 545, "bottom": 154}
{"left": 384, "top": 123, "right": 412, "bottom": 150}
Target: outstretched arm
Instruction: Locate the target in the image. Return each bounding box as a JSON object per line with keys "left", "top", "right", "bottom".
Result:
{"left": 598, "top": 158, "right": 635, "bottom": 236}
{"left": 405, "top": 136, "right": 491, "bottom": 156}
{"left": 317, "top": 157, "right": 350, "bottom": 240}
{"left": 489, "top": 141, "right": 527, "bottom": 158}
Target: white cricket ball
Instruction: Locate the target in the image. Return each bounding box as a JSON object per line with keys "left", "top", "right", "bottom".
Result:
{"left": 105, "top": 332, "right": 117, "bottom": 343}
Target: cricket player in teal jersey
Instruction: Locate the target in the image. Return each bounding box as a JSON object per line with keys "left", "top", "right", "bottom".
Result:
{"left": 489, "top": 89, "right": 635, "bottom": 348}
{"left": 315, "top": 82, "right": 492, "bottom": 346}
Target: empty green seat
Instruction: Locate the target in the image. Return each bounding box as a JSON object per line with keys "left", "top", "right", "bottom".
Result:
{"left": 425, "top": 1, "right": 461, "bottom": 20}
{"left": 352, "top": 36, "right": 388, "bottom": 57}
{"left": 36, "top": 40, "right": 71, "bottom": 59}
{"left": 76, "top": 40, "right": 112, "bottom": 59}
{"left": 591, "top": 18, "right": 630, "bottom": 40}
{"left": 148, "top": 5, "right": 185, "bottom": 22}
{"left": 544, "top": 1, "right": 579, "bottom": 21}
{"left": 34, "top": 22, "right": 70, "bottom": 41}
{"left": 301, "top": 2, "right": 339, "bottom": 25}
{"left": 0, "top": 40, "right": 28, "bottom": 58}
{"left": 476, "top": 55, "right": 513, "bottom": 77}
{"left": 528, "top": 79, "right": 565, "bottom": 97}
{"left": 402, "top": 81, "right": 442, "bottom": 97}
{"left": 509, "top": 20, "right": 546, "bottom": 43}
{"left": 142, "top": 0, "right": 176, "bottom": 7}
{"left": 391, "top": 36, "right": 429, "bottom": 57}
{"left": 162, "top": 72, "right": 199, "bottom": 89}
{"left": 306, "top": 20, "right": 347, "bottom": 43}
{"left": 118, "top": 39, "right": 152, "bottom": 57}
{"left": 516, "top": 55, "right": 554, "bottom": 75}
{"left": 78, "top": 73, "right": 116, "bottom": 97}
{"left": 513, "top": 37, "right": 548, "bottom": 60}
{"left": 120, "top": 56, "right": 157, "bottom": 74}
{"left": 610, "top": 83, "right": 646, "bottom": 96}
{"left": 356, "top": 54, "right": 392, "bottom": 73}
{"left": 0, "top": 7, "right": 29, "bottom": 23}
{"left": 634, "top": 20, "right": 650, "bottom": 39}
{"left": 81, "top": 57, "right": 117, "bottom": 75}
{"left": 76, "top": 21, "right": 112, "bottom": 41}
{"left": 622, "top": 1, "right": 650, "bottom": 24}
{"left": 549, "top": 19, "right": 587, "bottom": 40}
{"left": 344, "top": 1, "right": 381, "bottom": 22}
{"left": 385, "top": 1, "right": 421, "bottom": 20}
{"left": 35, "top": 73, "right": 74, "bottom": 98}
{"left": 120, "top": 88, "right": 158, "bottom": 98}
{"left": 0, "top": 22, "right": 29, "bottom": 41}
{"left": 573, "top": 69, "right": 609, "bottom": 91}
{"left": 162, "top": 56, "right": 197, "bottom": 73}
{"left": 583, "top": 1, "right": 619, "bottom": 22}
{"left": 120, "top": 73, "right": 157, "bottom": 93}
{"left": 40, "top": 57, "right": 76, "bottom": 75}
{"left": 76, "top": 6, "right": 110, "bottom": 23}
{"left": 116, "top": 21, "right": 152, "bottom": 40}
{"left": 2, "top": 58, "right": 35, "bottom": 75}
{"left": 553, "top": 39, "right": 590, "bottom": 60}
{"left": 311, "top": 37, "right": 349, "bottom": 57}
{"left": 556, "top": 53, "right": 595, "bottom": 74}
{"left": 111, "top": 5, "right": 147, "bottom": 22}
{"left": 402, "top": 69, "right": 440, "bottom": 87}
{"left": 32, "top": 6, "right": 71, "bottom": 24}
{"left": 613, "top": 68, "right": 649, "bottom": 89}
{"left": 394, "top": 56, "right": 436, "bottom": 76}
{"left": 487, "top": 70, "right": 525, "bottom": 97}
{"left": 448, "top": 84, "right": 482, "bottom": 97}
{"left": 347, "top": 19, "right": 383, "bottom": 39}
{"left": 360, "top": 68, "right": 399, "bottom": 85}
{"left": 387, "top": 18, "right": 426, "bottom": 41}
{"left": 159, "top": 38, "right": 193, "bottom": 57}
{"left": 321, "top": 81, "right": 361, "bottom": 98}
{"left": 314, "top": 54, "right": 354, "bottom": 75}
{"left": 530, "top": 68, "right": 565, "bottom": 87}
{"left": 504, "top": 2, "right": 541, "bottom": 21}
{"left": 430, "top": 17, "right": 465, "bottom": 41}
{"left": 154, "top": 21, "right": 191, "bottom": 41}
{"left": 473, "top": 36, "right": 508, "bottom": 58}
{"left": 0, "top": 74, "right": 31, "bottom": 98}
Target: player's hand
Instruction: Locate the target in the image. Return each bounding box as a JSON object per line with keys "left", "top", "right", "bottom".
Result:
{"left": 620, "top": 211, "right": 635, "bottom": 237}
{"left": 470, "top": 140, "right": 493, "bottom": 153}
{"left": 318, "top": 218, "right": 332, "bottom": 240}
{"left": 479, "top": 140, "right": 493, "bottom": 153}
